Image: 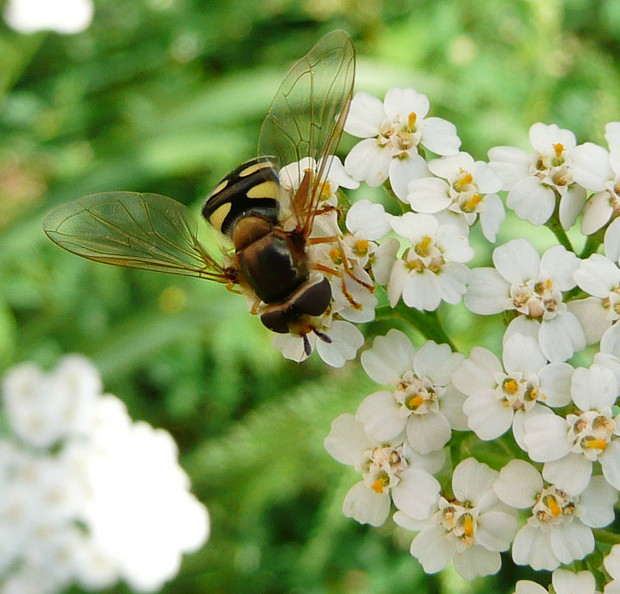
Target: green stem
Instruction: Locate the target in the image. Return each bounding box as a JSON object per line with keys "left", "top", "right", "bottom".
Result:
{"left": 580, "top": 230, "right": 604, "bottom": 259}
{"left": 546, "top": 214, "right": 574, "bottom": 253}
{"left": 375, "top": 303, "right": 456, "bottom": 349}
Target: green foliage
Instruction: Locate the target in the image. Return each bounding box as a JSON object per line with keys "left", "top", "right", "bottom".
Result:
{"left": 1, "top": 0, "right": 620, "bottom": 592}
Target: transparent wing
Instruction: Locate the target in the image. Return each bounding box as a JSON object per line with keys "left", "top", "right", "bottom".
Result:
{"left": 258, "top": 30, "right": 355, "bottom": 235}
{"left": 43, "top": 192, "right": 234, "bottom": 282}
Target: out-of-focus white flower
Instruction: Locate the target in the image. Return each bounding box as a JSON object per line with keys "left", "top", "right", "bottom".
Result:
{"left": 453, "top": 334, "right": 572, "bottom": 447}
{"left": 84, "top": 420, "right": 209, "bottom": 592}
{"left": 514, "top": 569, "right": 600, "bottom": 594}
{"left": 522, "top": 364, "right": 620, "bottom": 496}
{"left": 386, "top": 212, "right": 473, "bottom": 310}
{"left": 495, "top": 460, "right": 616, "bottom": 571}
{"left": 2, "top": 355, "right": 100, "bottom": 448}
{"left": 488, "top": 123, "right": 587, "bottom": 229}
{"left": 465, "top": 238, "right": 585, "bottom": 362}
{"left": 394, "top": 457, "right": 518, "bottom": 581}
{"left": 358, "top": 330, "right": 467, "bottom": 453}
{"left": 572, "top": 122, "right": 620, "bottom": 235}
{"left": 4, "top": 0, "right": 94, "bottom": 34}
{"left": 407, "top": 152, "right": 505, "bottom": 241}
{"left": 324, "top": 414, "right": 445, "bottom": 526}
{"left": 0, "top": 356, "right": 209, "bottom": 593}
{"left": 344, "top": 88, "right": 460, "bottom": 199}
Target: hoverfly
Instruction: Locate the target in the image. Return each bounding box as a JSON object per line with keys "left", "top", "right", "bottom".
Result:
{"left": 43, "top": 31, "right": 356, "bottom": 355}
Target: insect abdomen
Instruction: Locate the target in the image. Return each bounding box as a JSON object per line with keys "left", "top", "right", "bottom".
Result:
{"left": 202, "top": 157, "right": 281, "bottom": 236}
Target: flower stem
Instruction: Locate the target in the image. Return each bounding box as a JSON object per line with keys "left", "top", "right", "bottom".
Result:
{"left": 375, "top": 303, "right": 456, "bottom": 349}
{"left": 546, "top": 214, "right": 574, "bottom": 253}
{"left": 579, "top": 230, "right": 604, "bottom": 259}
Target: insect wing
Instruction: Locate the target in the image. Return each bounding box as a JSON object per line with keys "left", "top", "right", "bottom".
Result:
{"left": 258, "top": 30, "right": 355, "bottom": 235}
{"left": 43, "top": 192, "right": 233, "bottom": 282}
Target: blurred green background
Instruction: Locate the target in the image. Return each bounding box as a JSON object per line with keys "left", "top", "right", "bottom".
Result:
{"left": 1, "top": 0, "right": 620, "bottom": 592}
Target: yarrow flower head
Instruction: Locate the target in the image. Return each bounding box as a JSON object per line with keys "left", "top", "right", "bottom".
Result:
{"left": 494, "top": 459, "right": 616, "bottom": 571}
{"left": 453, "top": 334, "right": 573, "bottom": 446}
{"left": 324, "top": 413, "right": 445, "bottom": 527}
{"left": 465, "top": 238, "right": 585, "bottom": 362}
{"left": 407, "top": 151, "right": 505, "bottom": 241}
{"left": 394, "top": 457, "right": 518, "bottom": 581}
{"left": 571, "top": 122, "right": 620, "bottom": 235}
{"left": 522, "top": 364, "right": 620, "bottom": 496}
{"left": 488, "top": 122, "right": 587, "bottom": 229}
{"left": 357, "top": 329, "right": 467, "bottom": 454}
{"left": 385, "top": 212, "right": 473, "bottom": 310}
{"left": 344, "top": 88, "right": 461, "bottom": 199}
{"left": 514, "top": 568, "right": 601, "bottom": 594}
{"left": 0, "top": 356, "right": 209, "bottom": 593}
{"left": 570, "top": 252, "right": 620, "bottom": 344}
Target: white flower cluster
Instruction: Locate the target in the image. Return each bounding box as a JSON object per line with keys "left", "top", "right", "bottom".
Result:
{"left": 319, "top": 86, "right": 620, "bottom": 589}
{"left": 3, "top": 0, "right": 94, "bottom": 34}
{"left": 0, "top": 355, "right": 209, "bottom": 593}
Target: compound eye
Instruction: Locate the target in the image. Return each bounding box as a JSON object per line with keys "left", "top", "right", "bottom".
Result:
{"left": 291, "top": 277, "right": 331, "bottom": 316}
{"left": 260, "top": 309, "right": 290, "bottom": 334}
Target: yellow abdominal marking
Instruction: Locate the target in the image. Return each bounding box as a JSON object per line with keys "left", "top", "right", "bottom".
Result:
{"left": 209, "top": 179, "right": 228, "bottom": 197}
{"left": 246, "top": 180, "right": 279, "bottom": 199}
{"left": 239, "top": 161, "right": 274, "bottom": 177}
{"left": 209, "top": 202, "right": 232, "bottom": 232}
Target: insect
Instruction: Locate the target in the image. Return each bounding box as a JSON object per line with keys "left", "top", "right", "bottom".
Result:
{"left": 43, "top": 30, "right": 356, "bottom": 354}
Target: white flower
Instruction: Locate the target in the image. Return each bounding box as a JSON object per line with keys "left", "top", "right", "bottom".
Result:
{"left": 452, "top": 334, "right": 572, "bottom": 446}
{"left": 522, "top": 364, "right": 620, "bottom": 495}
{"left": 604, "top": 544, "right": 620, "bottom": 594}
{"left": 407, "top": 152, "right": 505, "bottom": 241}
{"left": 324, "top": 414, "right": 445, "bottom": 526}
{"left": 272, "top": 316, "right": 364, "bottom": 366}
{"left": 394, "top": 457, "right": 518, "bottom": 581}
{"left": 495, "top": 459, "right": 616, "bottom": 571}
{"left": 488, "top": 123, "right": 587, "bottom": 229}
{"left": 572, "top": 122, "right": 620, "bottom": 235}
{"left": 2, "top": 355, "right": 101, "bottom": 448}
{"left": 514, "top": 569, "right": 600, "bottom": 594}
{"left": 386, "top": 212, "right": 473, "bottom": 310}
{"left": 345, "top": 199, "right": 392, "bottom": 243}
{"left": 358, "top": 330, "right": 467, "bottom": 453}
{"left": 465, "top": 238, "right": 585, "bottom": 362}
{"left": 344, "top": 88, "right": 460, "bottom": 199}
{"left": 279, "top": 155, "right": 358, "bottom": 209}
{"left": 84, "top": 420, "right": 209, "bottom": 592}
{"left": 0, "top": 356, "right": 210, "bottom": 593}
{"left": 3, "top": 0, "right": 94, "bottom": 34}
{"left": 570, "top": 253, "right": 620, "bottom": 344}
{"left": 605, "top": 217, "right": 620, "bottom": 263}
